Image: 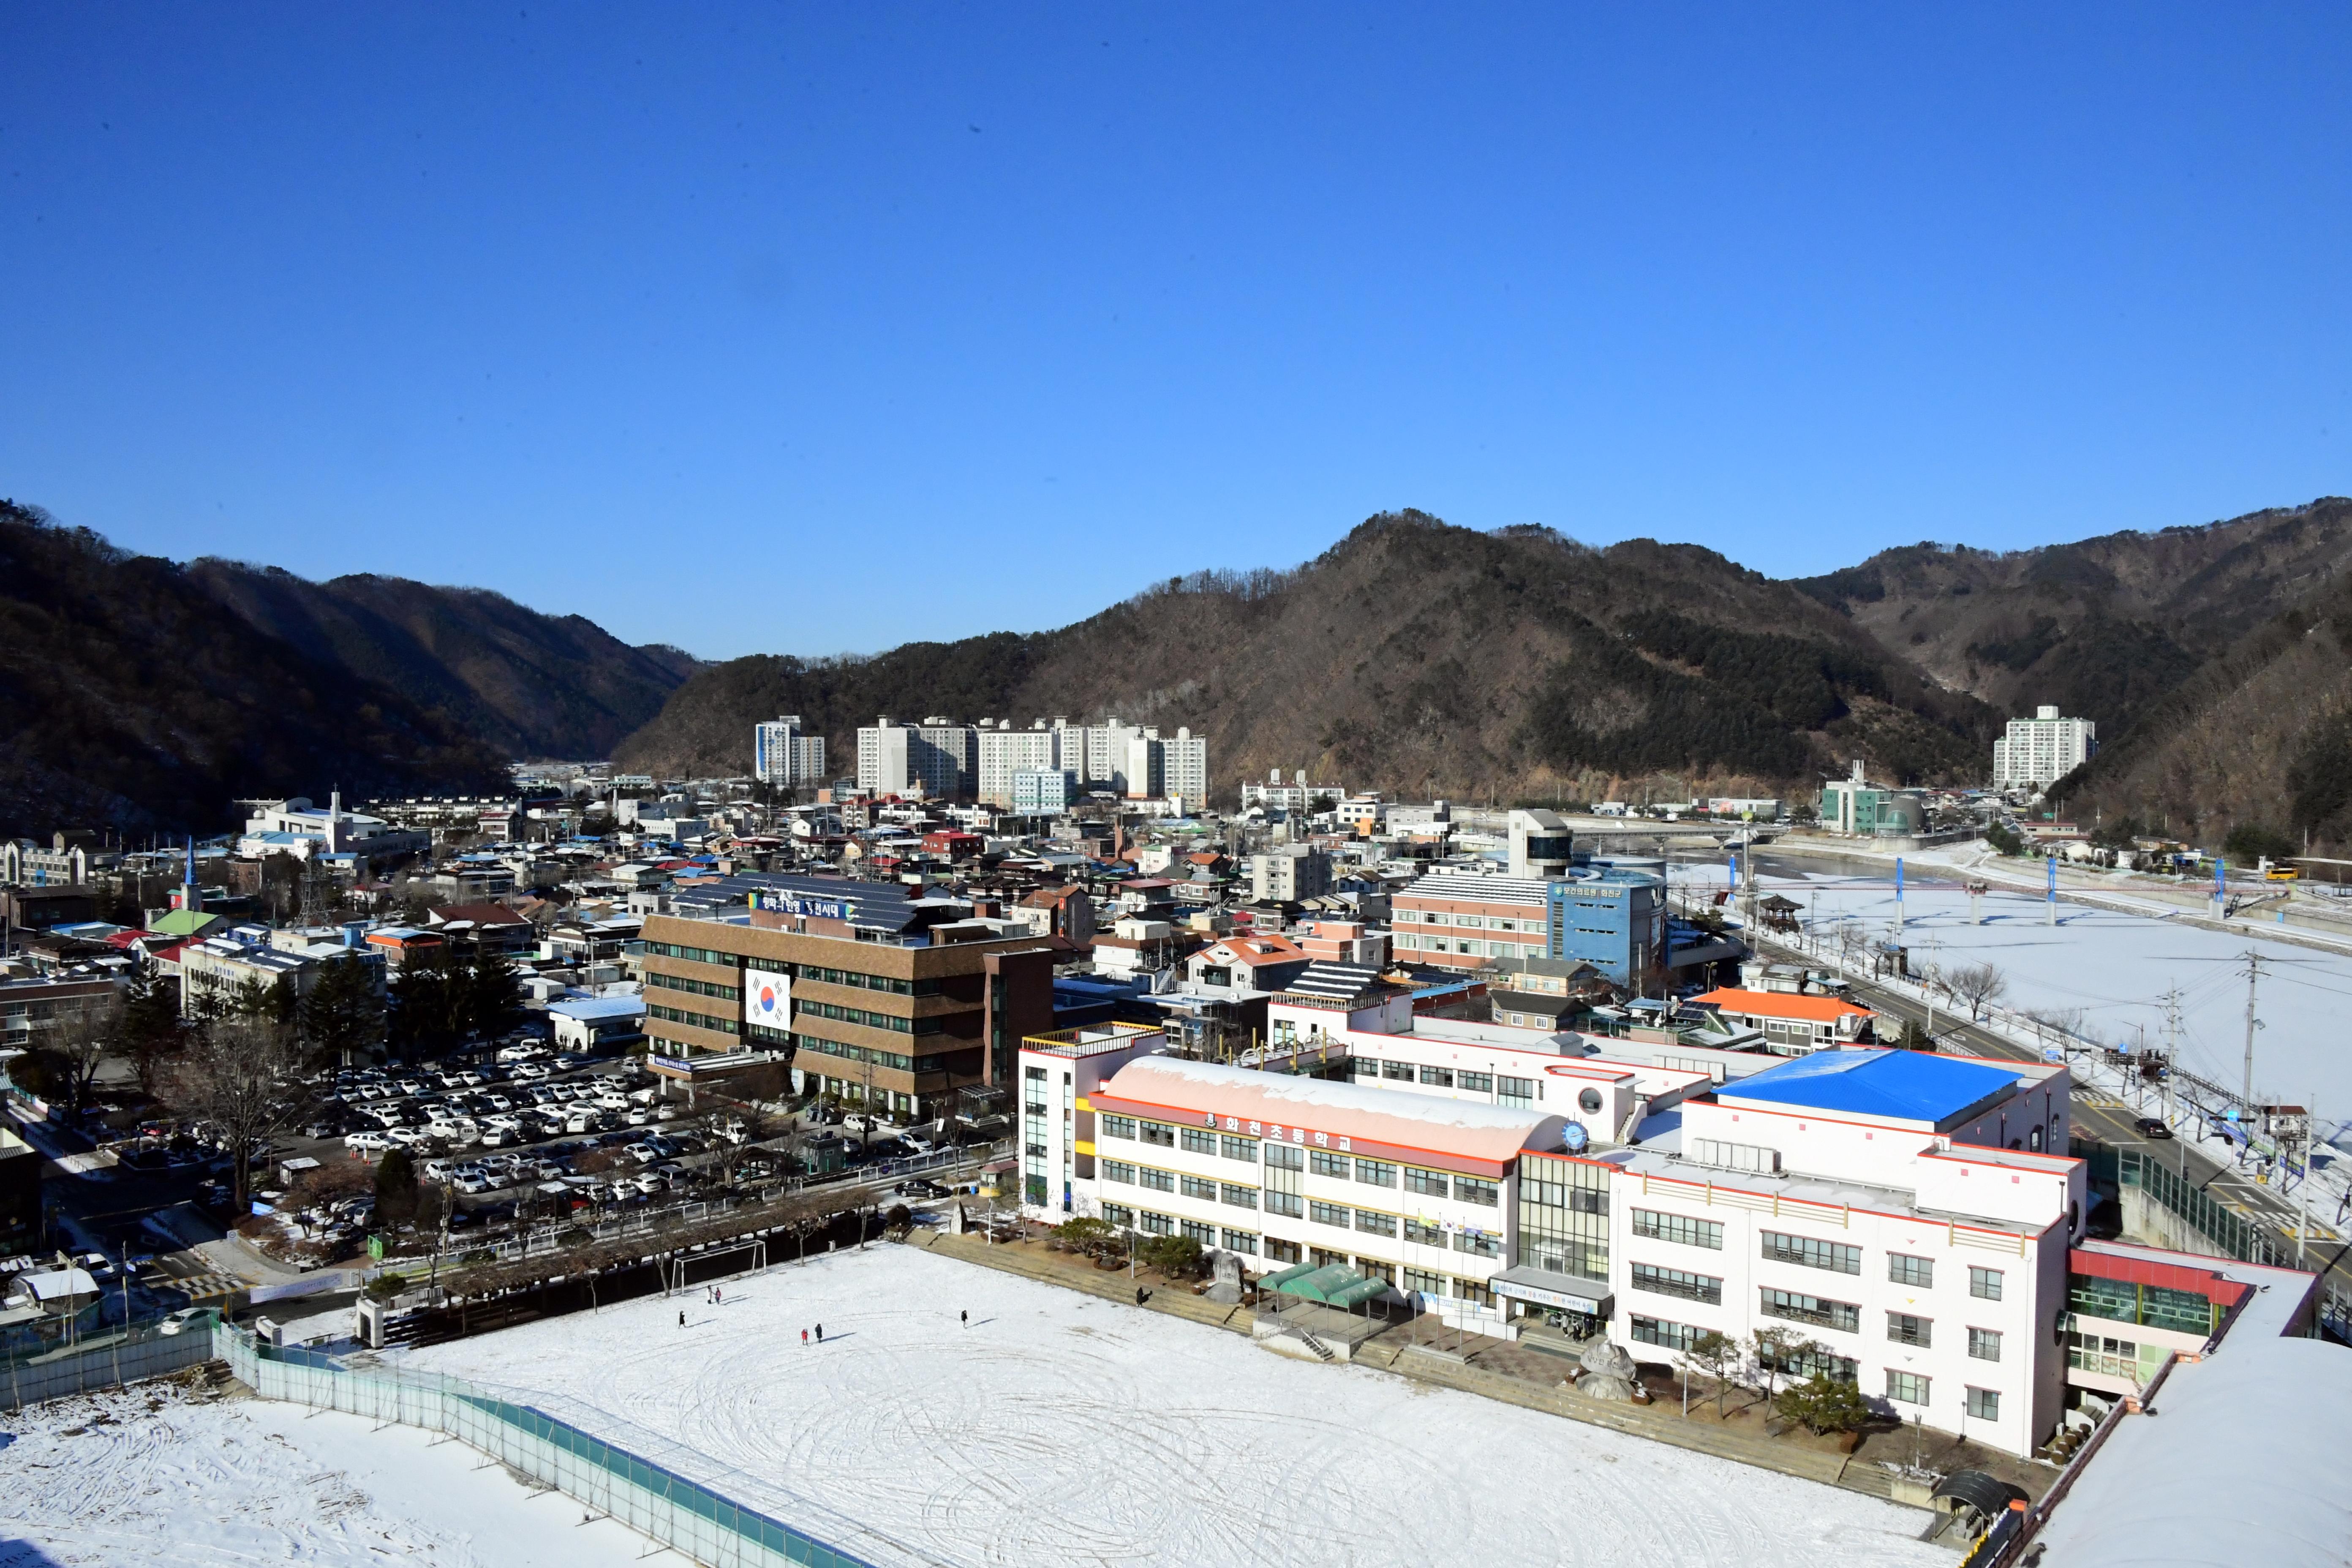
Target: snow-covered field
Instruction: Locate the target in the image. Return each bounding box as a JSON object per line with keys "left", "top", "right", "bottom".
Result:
{"left": 1681, "top": 860, "right": 2352, "bottom": 1134}
{"left": 400, "top": 1244, "right": 1944, "bottom": 1568}
{"left": 0, "top": 1383, "right": 674, "bottom": 1568}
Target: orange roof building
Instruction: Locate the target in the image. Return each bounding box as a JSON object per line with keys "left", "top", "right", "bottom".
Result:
{"left": 1688, "top": 986, "right": 1875, "bottom": 1051}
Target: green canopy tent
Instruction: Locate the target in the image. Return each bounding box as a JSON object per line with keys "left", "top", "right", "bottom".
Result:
{"left": 1260, "top": 1262, "right": 1390, "bottom": 1317}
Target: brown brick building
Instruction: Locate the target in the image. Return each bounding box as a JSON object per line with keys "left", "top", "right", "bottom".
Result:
{"left": 638, "top": 912, "right": 1055, "bottom": 1120}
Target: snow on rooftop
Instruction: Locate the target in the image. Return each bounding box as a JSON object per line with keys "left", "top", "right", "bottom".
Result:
{"left": 1109, "top": 1054, "right": 1550, "bottom": 1133}
{"left": 2031, "top": 1332, "right": 2352, "bottom": 1568}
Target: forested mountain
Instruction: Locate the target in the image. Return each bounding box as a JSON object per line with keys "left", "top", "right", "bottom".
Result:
{"left": 1793, "top": 499, "right": 2352, "bottom": 741}
{"left": 617, "top": 512, "right": 2001, "bottom": 801}
{"left": 0, "top": 501, "right": 509, "bottom": 836}
{"left": 189, "top": 561, "right": 697, "bottom": 760}
{"left": 1796, "top": 498, "right": 2352, "bottom": 849}
{"left": 13, "top": 490, "right": 2348, "bottom": 848}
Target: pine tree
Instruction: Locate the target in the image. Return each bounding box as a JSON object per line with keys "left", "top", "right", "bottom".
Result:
{"left": 460, "top": 950, "right": 525, "bottom": 1040}
{"left": 120, "top": 958, "right": 186, "bottom": 1094}
{"left": 299, "top": 953, "right": 386, "bottom": 1069}
{"left": 1775, "top": 1373, "right": 1870, "bottom": 1435}
{"left": 373, "top": 1146, "right": 419, "bottom": 1230}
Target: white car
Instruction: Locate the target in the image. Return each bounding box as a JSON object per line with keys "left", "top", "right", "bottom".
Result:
{"left": 422, "top": 1159, "right": 456, "bottom": 1181}
{"left": 158, "top": 1306, "right": 211, "bottom": 1336}
{"left": 343, "top": 1131, "right": 389, "bottom": 1152}
{"left": 453, "top": 1173, "right": 493, "bottom": 1195}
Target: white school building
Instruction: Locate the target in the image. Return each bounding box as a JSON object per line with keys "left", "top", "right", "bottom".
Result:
{"left": 1020, "top": 991, "right": 2094, "bottom": 1456}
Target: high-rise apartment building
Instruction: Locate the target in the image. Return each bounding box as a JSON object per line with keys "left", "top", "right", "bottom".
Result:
{"left": 1993, "top": 707, "right": 2097, "bottom": 789}
{"left": 977, "top": 721, "right": 1067, "bottom": 807}
{"left": 855, "top": 716, "right": 976, "bottom": 798}
{"left": 753, "top": 715, "right": 825, "bottom": 788}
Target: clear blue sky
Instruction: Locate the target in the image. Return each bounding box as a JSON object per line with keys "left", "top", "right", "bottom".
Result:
{"left": 4, "top": 5, "right": 2349, "bottom": 659}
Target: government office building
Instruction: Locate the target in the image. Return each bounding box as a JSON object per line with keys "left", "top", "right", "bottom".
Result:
{"left": 639, "top": 875, "right": 1054, "bottom": 1119}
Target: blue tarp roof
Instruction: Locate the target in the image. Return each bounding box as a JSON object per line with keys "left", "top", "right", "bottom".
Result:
{"left": 1717, "top": 1048, "right": 2021, "bottom": 1124}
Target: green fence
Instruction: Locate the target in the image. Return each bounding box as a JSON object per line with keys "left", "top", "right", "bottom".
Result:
{"left": 2118, "top": 1149, "right": 2286, "bottom": 1268}
{"left": 225, "top": 1329, "right": 883, "bottom": 1568}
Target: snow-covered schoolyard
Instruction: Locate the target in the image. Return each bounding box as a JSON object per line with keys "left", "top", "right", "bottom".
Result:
{"left": 399, "top": 1243, "right": 1945, "bottom": 1568}
{"left": 0, "top": 1382, "right": 673, "bottom": 1567}
{"left": 1678, "top": 860, "right": 2352, "bottom": 1135}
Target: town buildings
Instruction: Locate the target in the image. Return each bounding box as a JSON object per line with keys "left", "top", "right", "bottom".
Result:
{"left": 1250, "top": 847, "right": 1332, "bottom": 904}
{"left": 1994, "top": 706, "right": 2099, "bottom": 790}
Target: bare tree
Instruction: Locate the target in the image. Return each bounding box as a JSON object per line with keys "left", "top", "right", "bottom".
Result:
{"left": 164, "top": 1018, "right": 311, "bottom": 1206}
{"left": 49, "top": 996, "right": 123, "bottom": 1119}
{"left": 1682, "top": 1328, "right": 1742, "bottom": 1417}
{"left": 1946, "top": 961, "right": 2010, "bottom": 1023}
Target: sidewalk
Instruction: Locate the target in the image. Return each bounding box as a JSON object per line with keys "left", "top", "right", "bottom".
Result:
{"left": 914, "top": 1229, "right": 1968, "bottom": 1509}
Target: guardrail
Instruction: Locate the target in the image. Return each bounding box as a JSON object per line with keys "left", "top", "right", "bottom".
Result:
{"left": 218, "top": 1325, "right": 889, "bottom": 1568}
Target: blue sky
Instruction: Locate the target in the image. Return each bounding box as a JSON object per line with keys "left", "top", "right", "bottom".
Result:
{"left": 4, "top": 5, "right": 2348, "bottom": 659}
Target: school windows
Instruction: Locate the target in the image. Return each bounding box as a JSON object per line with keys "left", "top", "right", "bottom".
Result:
{"left": 1887, "top": 1254, "right": 1934, "bottom": 1289}
{"left": 1885, "top": 1370, "right": 1931, "bottom": 1407}
{"left": 1969, "top": 1267, "right": 2004, "bottom": 1301}
{"left": 1632, "top": 1210, "right": 1723, "bottom": 1250}
{"left": 1965, "top": 1387, "right": 2000, "bottom": 1421}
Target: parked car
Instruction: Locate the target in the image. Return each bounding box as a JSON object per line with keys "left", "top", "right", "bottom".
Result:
{"left": 158, "top": 1306, "right": 211, "bottom": 1336}
{"left": 2135, "top": 1116, "right": 2175, "bottom": 1140}
{"left": 343, "top": 1130, "right": 389, "bottom": 1152}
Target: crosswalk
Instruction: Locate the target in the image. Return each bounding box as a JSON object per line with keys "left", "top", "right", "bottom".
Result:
{"left": 147, "top": 1269, "right": 246, "bottom": 1301}
{"left": 2072, "top": 1094, "right": 2129, "bottom": 1111}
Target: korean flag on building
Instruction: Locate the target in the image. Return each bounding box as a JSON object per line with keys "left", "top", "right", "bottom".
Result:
{"left": 743, "top": 967, "right": 792, "bottom": 1028}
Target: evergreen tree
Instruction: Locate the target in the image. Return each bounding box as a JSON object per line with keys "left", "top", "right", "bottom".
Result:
{"left": 387, "top": 953, "right": 457, "bottom": 1061}
{"left": 299, "top": 953, "right": 386, "bottom": 1069}
{"left": 460, "top": 950, "right": 525, "bottom": 1040}
{"left": 120, "top": 958, "right": 186, "bottom": 1094}
{"left": 373, "top": 1146, "right": 419, "bottom": 1230}
{"left": 1775, "top": 1373, "right": 1871, "bottom": 1435}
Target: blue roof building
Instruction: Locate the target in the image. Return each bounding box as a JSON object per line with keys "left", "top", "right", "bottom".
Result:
{"left": 1713, "top": 1046, "right": 2025, "bottom": 1131}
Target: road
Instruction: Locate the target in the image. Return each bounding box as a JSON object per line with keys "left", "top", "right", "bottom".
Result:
{"left": 1738, "top": 920, "right": 2352, "bottom": 1310}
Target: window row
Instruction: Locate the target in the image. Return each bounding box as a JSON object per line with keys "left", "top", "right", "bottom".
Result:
{"left": 1754, "top": 1230, "right": 2004, "bottom": 1300}
{"left": 648, "top": 1002, "right": 738, "bottom": 1035}
{"left": 797, "top": 999, "right": 940, "bottom": 1035}
{"left": 646, "top": 971, "right": 739, "bottom": 1001}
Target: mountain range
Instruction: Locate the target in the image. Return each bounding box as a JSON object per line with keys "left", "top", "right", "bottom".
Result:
{"left": 8, "top": 494, "right": 2351, "bottom": 855}
{"left": 0, "top": 499, "right": 695, "bottom": 838}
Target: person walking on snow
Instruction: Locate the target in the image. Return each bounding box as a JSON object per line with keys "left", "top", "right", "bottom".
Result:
{"left": 815, "top": 1323, "right": 823, "bottom": 1343}
{"left": 801, "top": 1328, "right": 808, "bottom": 1347}
{"left": 961, "top": 1309, "right": 968, "bottom": 1328}
{"left": 678, "top": 1311, "right": 686, "bottom": 1328}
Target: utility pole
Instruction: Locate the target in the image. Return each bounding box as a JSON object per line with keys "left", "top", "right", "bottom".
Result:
{"left": 2241, "top": 951, "right": 2263, "bottom": 1128}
